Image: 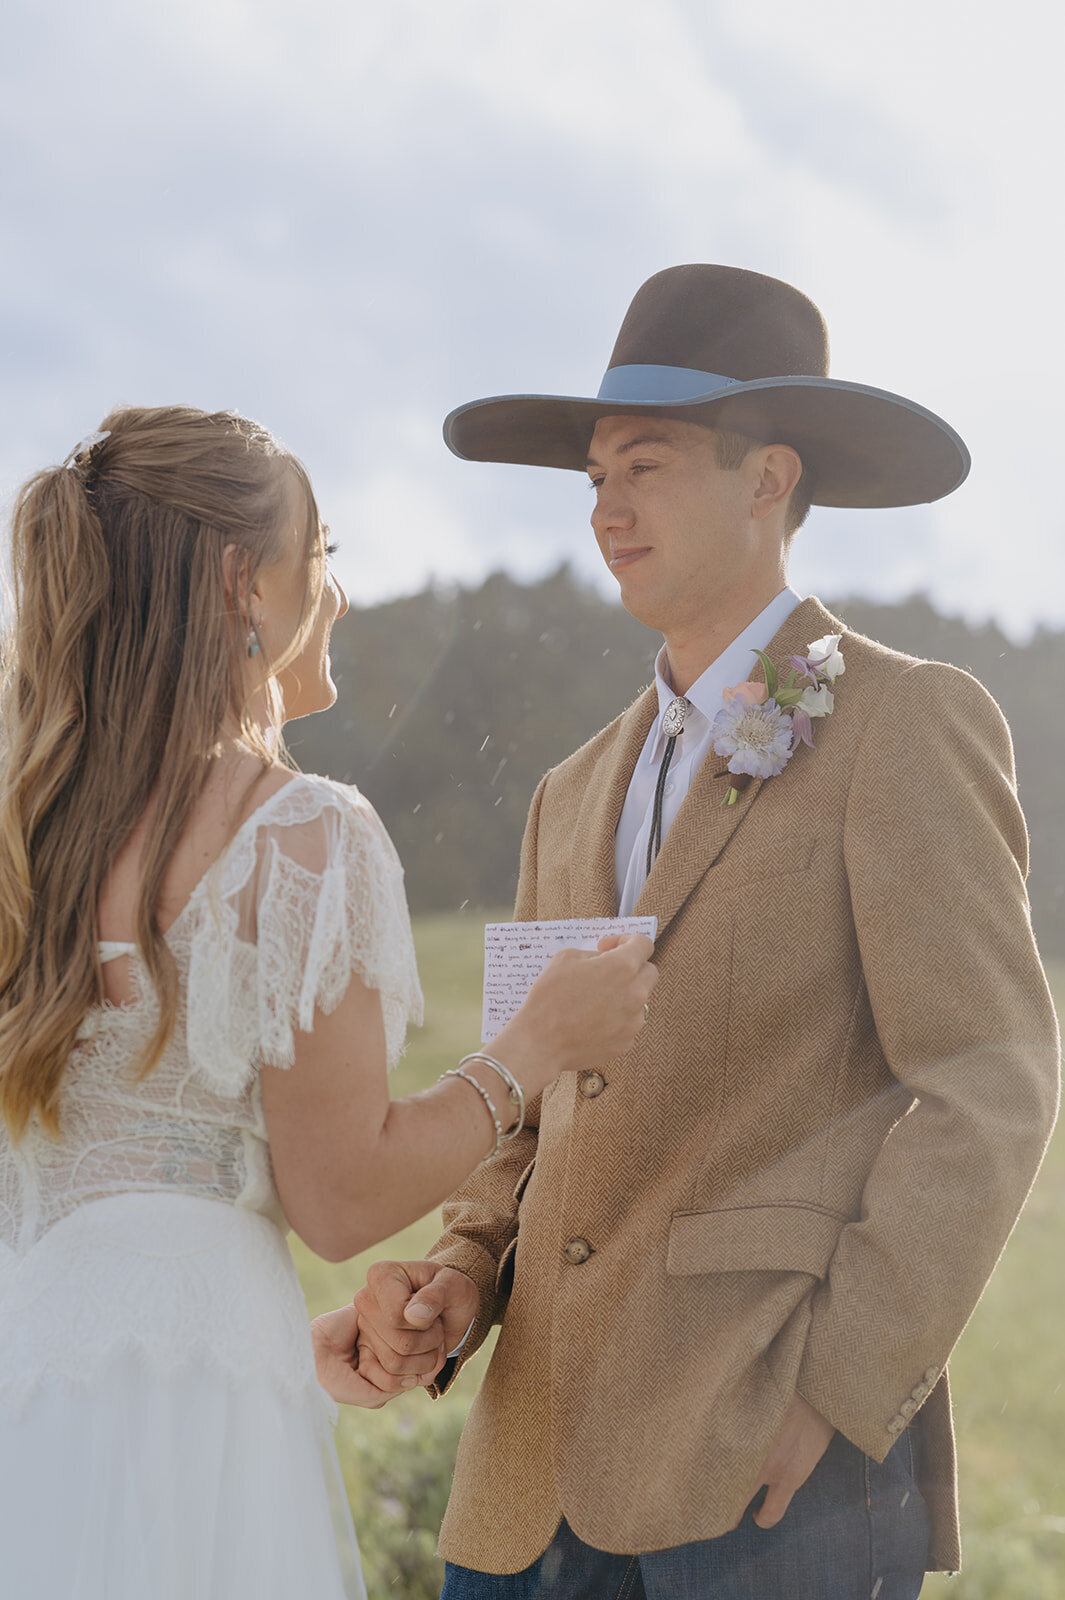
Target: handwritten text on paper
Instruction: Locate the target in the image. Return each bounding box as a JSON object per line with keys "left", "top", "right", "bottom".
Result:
{"left": 481, "top": 917, "right": 657, "bottom": 1041}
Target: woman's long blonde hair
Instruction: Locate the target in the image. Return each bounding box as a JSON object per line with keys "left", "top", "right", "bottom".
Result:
{"left": 0, "top": 405, "right": 325, "bottom": 1138}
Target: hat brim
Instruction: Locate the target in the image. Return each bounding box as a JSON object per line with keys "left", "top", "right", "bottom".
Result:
{"left": 443, "top": 375, "right": 969, "bottom": 509}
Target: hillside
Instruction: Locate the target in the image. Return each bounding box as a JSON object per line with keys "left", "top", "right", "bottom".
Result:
{"left": 288, "top": 569, "right": 1064, "bottom": 958}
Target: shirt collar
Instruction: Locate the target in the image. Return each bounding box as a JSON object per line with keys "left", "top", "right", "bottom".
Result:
{"left": 650, "top": 587, "right": 803, "bottom": 754}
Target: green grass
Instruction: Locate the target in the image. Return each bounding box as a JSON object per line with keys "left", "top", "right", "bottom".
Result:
{"left": 296, "top": 929, "right": 1065, "bottom": 1599}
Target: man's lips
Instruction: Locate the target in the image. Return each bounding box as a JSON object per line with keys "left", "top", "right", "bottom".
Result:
{"left": 608, "top": 546, "right": 651, "bottom": 570}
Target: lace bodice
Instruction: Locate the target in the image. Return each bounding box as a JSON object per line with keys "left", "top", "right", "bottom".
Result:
{"left": 0, "top": 774, "right": 424, "bottom": 1257}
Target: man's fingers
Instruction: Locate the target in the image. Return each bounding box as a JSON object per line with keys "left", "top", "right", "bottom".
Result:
{"left": 404, "top": 1268, "right": 480, "bottom": 1340}
{"left": 356, "top": 1261, "right": 449, "bottom": 1355}
{"left": 354, "top": 1299, "right": 443, "bottom": 1359}
{"left": 355, "top": 1262, "right": 479, "bottom": 1368}
{"left": 364, "top": 1259, "right": 424, "bottom": 1317}
{"left": 403, "top": 1282, "right": 453, "bottom": 1327}
{"left": 357, "top": 1325, "right": 446, "bottom": 1379}
{"left": 753, "top": 1481, "right": 793, "bottom": 1529}
{"left": 357, "top": 1339, "right": 445, "bottom": 1393}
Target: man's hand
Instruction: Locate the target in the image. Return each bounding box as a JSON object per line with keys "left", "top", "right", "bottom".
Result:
{"left": 353, "top": 1259, "right": 480, "bottom": 1393}
{"left": 310, "top": 1302, "right": 397, "bottom": 1409}
{"left": 748, "top": 1393, "right": 835, "bottom": 1529}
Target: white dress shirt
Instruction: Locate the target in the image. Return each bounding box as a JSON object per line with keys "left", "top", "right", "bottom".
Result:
{"left": 615, "top": 588, "right": 802, "bottom": 915}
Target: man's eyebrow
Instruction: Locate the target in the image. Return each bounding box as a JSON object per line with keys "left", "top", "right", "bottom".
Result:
{"left": 585, "top": 434, "right": 679, "bottom": 470}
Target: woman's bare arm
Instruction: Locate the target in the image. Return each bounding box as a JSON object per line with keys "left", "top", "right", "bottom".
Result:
{"left": 260, "top": 934, "right": 656, "bottom": 1261}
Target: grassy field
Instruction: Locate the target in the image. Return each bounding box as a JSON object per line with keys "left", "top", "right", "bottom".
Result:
{"left": 295, "top": 920, "right": 1065, "bottom": 1599}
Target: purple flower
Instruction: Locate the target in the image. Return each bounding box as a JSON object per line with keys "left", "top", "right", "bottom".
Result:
{"left": 789, "top": 651, "right": 833, "bottom": 686}
{"left": 791, "top": 706, "right": 814, "bottom": 748}
{"left": 711, "top": 696, "right": 795, "bottom": 779}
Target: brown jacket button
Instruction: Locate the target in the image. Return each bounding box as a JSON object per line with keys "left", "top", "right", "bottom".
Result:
{"left": 563, "top": 1237, "right": 592, "bottom": 1265}
{"left": 579, "top": 1072, "right": 606, "bottom": 1098}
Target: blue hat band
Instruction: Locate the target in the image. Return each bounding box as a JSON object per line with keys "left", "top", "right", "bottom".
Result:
{"left": 595, "top": 364, "right": 738, "bottom": 404}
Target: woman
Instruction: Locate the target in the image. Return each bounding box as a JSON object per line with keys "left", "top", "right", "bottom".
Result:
{"left": 0, "top": 406, "right": 655, "bottom": 1599}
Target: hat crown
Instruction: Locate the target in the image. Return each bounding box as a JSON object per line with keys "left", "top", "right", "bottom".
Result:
{"left": 607, "top": 264, "right": 830, "bottom": 382}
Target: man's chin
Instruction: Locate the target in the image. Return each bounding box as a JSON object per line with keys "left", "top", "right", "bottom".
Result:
{"left": 615, "top": 578, "right": 665, "bottom": 631}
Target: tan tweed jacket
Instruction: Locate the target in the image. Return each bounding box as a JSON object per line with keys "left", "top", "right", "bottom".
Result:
{"left": 428, "top": 597, "right": 1060, "bottom": 1575}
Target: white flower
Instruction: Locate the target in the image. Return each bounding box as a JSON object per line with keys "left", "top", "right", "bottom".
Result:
{"left": 806, "top": 633, "right": 845, "bottom": 681}
{"left": 799, "top": 684, "right": 834, "bottom": 718}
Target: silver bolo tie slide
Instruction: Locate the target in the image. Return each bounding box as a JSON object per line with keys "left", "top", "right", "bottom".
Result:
{"left": 646, "top": 695, "right": 693, "bottom": 874}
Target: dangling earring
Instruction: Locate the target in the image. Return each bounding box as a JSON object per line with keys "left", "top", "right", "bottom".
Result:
{"left": 246, "top": 619, "right": 262, "bottom": 658}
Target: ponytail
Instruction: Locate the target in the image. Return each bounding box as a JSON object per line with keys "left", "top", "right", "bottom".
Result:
{"left": 0, "top": 406, "right": 323, "bottom": 1136}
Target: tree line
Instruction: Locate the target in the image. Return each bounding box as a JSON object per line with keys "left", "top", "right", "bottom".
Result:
{"left": 288, "top": 566, "right": 1064, "bottom": 960}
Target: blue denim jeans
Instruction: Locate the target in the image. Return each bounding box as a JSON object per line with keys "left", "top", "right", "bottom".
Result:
{"left": 440, "top": 1426, "right": 929, "bottom": 1599}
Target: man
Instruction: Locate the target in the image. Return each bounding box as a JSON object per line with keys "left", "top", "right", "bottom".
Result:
{"left": 331, "top": 266, "right": 1060, "bottom": 1596}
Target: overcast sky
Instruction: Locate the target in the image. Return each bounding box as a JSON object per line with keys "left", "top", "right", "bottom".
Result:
{"left": 2, "top": 0, "right": 1062, "bottom": 637}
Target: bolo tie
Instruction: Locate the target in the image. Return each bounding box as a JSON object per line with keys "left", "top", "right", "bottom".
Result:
{"left": 646, "top": 695, "right": 693, "bottom": 875}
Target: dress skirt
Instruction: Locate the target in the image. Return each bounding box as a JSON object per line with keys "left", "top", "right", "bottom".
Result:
{"left": 0, "top": 1193, "right": 366, "bottom": 1600}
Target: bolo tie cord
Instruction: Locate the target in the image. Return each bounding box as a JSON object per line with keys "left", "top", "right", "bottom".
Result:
{"left": 645, "top": 734, "right": 679, "bottom": 875}
{"left": 645, "top": 695, "right": 693, "bottom": 876}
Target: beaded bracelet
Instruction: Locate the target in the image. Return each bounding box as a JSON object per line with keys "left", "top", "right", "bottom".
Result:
{"left": 458, "top": 1053, "right": 525, "bottom": 1140}
{"left": 442, "top": 1066, "right": 503, "bottom": 1159}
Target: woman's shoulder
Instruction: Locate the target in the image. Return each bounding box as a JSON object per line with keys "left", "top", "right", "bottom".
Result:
{"left": 240, "top": 769, "right": 380, "bottom": 836}
{"left": 233, "top": 769, "right": 399, "bottom": 880}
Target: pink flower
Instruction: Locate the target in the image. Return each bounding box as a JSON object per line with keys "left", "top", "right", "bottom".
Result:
{"left": 722, "top": 680, "right": 768, "bottom": 707}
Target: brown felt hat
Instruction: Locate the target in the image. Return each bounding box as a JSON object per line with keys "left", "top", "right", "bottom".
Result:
{"left": 443, "top": 264, "right": 969, "bottom": 508}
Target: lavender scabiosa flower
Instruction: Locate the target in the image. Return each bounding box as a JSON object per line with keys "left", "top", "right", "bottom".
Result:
{"left": 711, "top": 697, "right": 795, "bottom": 779}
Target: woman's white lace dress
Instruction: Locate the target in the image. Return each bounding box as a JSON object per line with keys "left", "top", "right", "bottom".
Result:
{"left": 0, "top": 774, "right": 423, "bottom": 1600}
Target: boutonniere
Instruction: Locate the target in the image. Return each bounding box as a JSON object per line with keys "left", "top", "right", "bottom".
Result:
{"left": 710, "top": 633, "right": 845, "bottom": 806}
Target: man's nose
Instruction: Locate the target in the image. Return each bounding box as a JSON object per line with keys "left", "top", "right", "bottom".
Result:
{"left": 590, "top": 484, "right": 634, "bottom": 535}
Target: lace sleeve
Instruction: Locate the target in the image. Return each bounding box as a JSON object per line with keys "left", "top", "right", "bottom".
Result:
{"left": 185, "top": 777, "right": 424, "bottom": 1095}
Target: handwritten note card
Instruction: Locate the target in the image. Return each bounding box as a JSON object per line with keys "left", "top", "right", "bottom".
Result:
{"left": 481, "top": 917, "right": 657, "bottom": 1041}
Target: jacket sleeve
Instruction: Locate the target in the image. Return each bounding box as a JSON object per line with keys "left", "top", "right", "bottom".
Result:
{"left": 796, "top": 660, "right": 1060, "bottom": 1457}
{"left": 426, "top": 773, "right": 550, "bottom": 1394}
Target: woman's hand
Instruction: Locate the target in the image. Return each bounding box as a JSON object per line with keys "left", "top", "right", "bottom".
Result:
{"left": 310, "top": 1302, "right": 398, "bottom": 1409}
{"left": 489, "top": 932, "right": 658, "bottom": 1097}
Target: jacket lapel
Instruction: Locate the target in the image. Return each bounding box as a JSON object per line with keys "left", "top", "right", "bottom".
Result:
{"left": 635, "top": 596, "right": 842, "bottom": 940}
{"left": 569, "top": 687, "right": 659, "bottom": 916}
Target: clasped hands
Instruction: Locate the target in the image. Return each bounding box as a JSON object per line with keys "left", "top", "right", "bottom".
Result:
{"left": 311, "top": 1258, "right": 835, "bottom": 1529}
{"left": 311, "top": 1259, "right": 479, "bottom": 1411}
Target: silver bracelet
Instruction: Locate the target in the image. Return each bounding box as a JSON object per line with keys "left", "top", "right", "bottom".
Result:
{"left": 442, "top": 1066, "right": 502, "bottom": 1160}
{"left": 458, "top": 1053, "right": 525, "bottom": 1140}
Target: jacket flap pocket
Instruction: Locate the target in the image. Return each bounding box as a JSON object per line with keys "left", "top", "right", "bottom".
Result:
{"left": 667, "top": 1204, "right": 845, "bottom": 1278}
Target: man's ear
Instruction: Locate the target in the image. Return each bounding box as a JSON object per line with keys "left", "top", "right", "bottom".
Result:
{"left": 750, "top": 444, "right": 803, "bottom": 522}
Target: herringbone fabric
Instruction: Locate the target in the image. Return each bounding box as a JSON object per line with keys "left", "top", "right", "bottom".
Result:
{"left": 428, "top": 597, "right": 1060, "bottom": 1576}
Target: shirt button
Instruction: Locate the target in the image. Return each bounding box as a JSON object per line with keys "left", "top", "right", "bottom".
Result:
{"left": 664, "top": 783, "right": 675, "bottom": 797}
{"left": 563, "top": 1238, "right": 593, "bottom": 1265}
{"left": 579, "top": 1072, "right": 606, "bottom": 1098}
